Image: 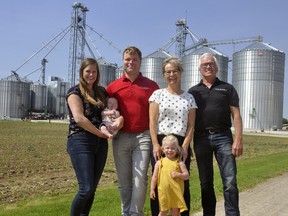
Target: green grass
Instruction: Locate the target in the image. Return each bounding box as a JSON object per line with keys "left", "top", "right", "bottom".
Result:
{"left": 0, "top": 120, "right": 288, "bottom": 215}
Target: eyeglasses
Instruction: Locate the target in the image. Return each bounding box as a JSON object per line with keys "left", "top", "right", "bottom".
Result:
{"left": 201, "top": 62, "right": 215, "bottom": 69}
{"left": 164, "top": 70, "right": 179, "bottom": 75}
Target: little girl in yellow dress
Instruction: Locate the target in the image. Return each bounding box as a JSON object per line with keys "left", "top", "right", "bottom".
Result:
{"left": 150, "top": 135, "right": 190, "bottom": 216}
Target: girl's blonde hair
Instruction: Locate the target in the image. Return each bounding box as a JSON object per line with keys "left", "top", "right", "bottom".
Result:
{"left": 162, "top": 135, "right": 183, "bottom": 159}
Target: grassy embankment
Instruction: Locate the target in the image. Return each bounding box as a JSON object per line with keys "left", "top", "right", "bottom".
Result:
{"left": 0, "top": 120, "right": 288, "bottom": 215}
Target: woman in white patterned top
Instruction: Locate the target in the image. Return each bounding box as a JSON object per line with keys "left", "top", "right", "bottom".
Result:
{"left": 149, "top": 57, "right": 197, "bottom": 216}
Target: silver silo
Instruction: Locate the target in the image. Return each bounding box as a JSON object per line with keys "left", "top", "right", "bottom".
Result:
{"left": 0, "top": 75, "right": 31, "bottom": 119}
{"left": 30, "top": 83, "right": 48, "bottom": 112}
{"left": 47, "top": 76, "right": 70, "bottom": 117}
{"left": 181, "top": 46, "right": 229, "bottom": 91}
{"left": 140, "top": 50, "right": 171, "bottom": 88}
{"left": 97, "top": 57, "right": 117, "bottom": 88}
{"left": 232, "top": 42, "right": 285, "bottom": 131}
{"left": 116, "top": 66, "right": 124, "bottom": 80}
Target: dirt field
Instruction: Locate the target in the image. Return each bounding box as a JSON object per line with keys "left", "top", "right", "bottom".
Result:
{"left": 1, "top": 120, "right": 288, "bottom": 206}
{"left": 0, "top": 120, "right": 117, "bottom": 204}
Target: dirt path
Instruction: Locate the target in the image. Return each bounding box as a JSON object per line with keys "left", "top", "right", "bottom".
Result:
{"left": 192, "top": 172, "right": 288, "bottom": 216}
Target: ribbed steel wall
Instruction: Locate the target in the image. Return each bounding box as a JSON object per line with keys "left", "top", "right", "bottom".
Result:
{"left": 115, "top": 66, "right": 124, "bottom": 80}
{"left": 99, "top": 63, "right": 116, "bottom": 88}
{"left": 140, "top": 50, "right": 171, "bottom": 88}
{"left": 232, "top": 42, "right": 285, "bottom": 130}
{"left": 47, "top": 81, "right": 70, "bottom": 117}
{"left": 181, "top": 46, "right": 228, "bottom": 91}
{"left": 0, "top": 80, "right": 31, "bottom": 119}
{"left": 30, "top": 84, "right": 47, "bottom": 112}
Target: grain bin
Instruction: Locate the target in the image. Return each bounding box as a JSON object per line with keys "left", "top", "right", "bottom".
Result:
{"left": 116, "top": 66, "right": 124, "bottom": 80}
{"left": 181, "top": 46, "right": 229, "bottom": 91}
{"left": 140, "top": 50, "right": 171, "bottom": 88}
{"left": 232, "top": 42, "right": 285, "bottom": 130}
{"left": 0, "top": 75, "right": 31, "bottom": 119}
{"left": 97, "top": 57, "right": 117, "bottom": 87}
{"left": 30, "top": 83, "right": 48, "bottom": 112}
{"left": 47, "top": 77, "right": 70, "bottom": 118}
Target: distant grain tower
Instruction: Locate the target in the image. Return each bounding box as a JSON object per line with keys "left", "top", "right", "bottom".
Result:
{"left": 175, "top": 19, "right": 188, "bottom": 58}
{"left": 68, "top": 2, "right": 88, "bottom": 86}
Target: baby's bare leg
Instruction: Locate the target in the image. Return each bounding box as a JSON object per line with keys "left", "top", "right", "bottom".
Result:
{"left": 100, "top": 125, "right": 113, "bottom": 138}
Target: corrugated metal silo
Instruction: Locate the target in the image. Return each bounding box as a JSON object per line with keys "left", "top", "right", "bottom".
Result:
{"left": 97, "top": 57, "right": 116, "bottom": 88}
{"left": 232, "top": 42, "right": 285, "bottom": 130}
{"left": 140, "top": 50, "right": 171, "bottom": 88}
{"left": 181, "top": 46, "right": 229, "bottom": 91}
{"left": 30, "top": 83, "right": 47, "bottom": 112}
{"left": 116, "top": 66, "right": 124, "bottom": 80}
{"left": 47, "top": 77, "right": 70, "bottom": 117}
{"left": 0, "top": 75, "right": 31, "bottom": 119}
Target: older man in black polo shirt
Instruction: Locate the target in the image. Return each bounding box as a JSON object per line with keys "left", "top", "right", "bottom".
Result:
{"left": 188, "top": 53, "right": 243, "bottom": 216}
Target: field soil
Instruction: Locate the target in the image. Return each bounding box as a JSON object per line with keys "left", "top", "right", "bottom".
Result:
{"left": 0, "top": 120, "right": 117, "bottom": 204}
{"left": 1, "top": 120, "right": 288, "bottom": 205}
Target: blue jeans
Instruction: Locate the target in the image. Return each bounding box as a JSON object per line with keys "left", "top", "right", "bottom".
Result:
{"left": 112, "top": 130, "right": 151, "bottom": 216}
{"left": 67, "top": 132, "right": 108, "bottom": 216}
{"left": 194, "top": 130, "right": 240, "bottom": 216}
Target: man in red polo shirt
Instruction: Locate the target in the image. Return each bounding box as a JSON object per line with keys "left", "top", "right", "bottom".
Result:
{"left": 107, "top": 46, "right": 159, "bottom": 216}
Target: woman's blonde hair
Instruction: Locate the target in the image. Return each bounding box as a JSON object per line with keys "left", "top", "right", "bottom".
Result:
{"left": 79, "top": 58, "right": 106, "bottom": 107}
{"left": 162, "top": 57, "right": 183, "bottom": 74}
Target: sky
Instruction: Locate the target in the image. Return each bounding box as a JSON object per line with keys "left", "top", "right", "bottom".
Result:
{"left": 0, "top": 0, "right": 287, "bottom": 117}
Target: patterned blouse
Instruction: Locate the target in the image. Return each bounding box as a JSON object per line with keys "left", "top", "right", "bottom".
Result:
{"left": 66, "top": 84, "right": 107, "bottom": 134}
{"left": 149, "top": 88, "right": 197, "bottom": 137}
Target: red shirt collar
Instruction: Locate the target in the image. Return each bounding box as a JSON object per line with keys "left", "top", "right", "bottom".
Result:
{"left": 121, "top": 72, "right": 143, "bottom": 82}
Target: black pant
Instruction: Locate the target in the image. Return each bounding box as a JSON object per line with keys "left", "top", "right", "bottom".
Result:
{"left": 150, "top": 134, "right": 191, "bottom": 216}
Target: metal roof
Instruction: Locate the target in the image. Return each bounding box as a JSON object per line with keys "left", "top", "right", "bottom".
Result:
{"left": 144, "top": 50, "right": 171, "bottom": 58}
{"left": 1, "top": 73, "right": 32, "bottom": 83}
{"left": 191, "top": 46, "right": 227, "bottom": 57}
{"left": 241, "top": 42, "right": 284, "bottom": 52}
